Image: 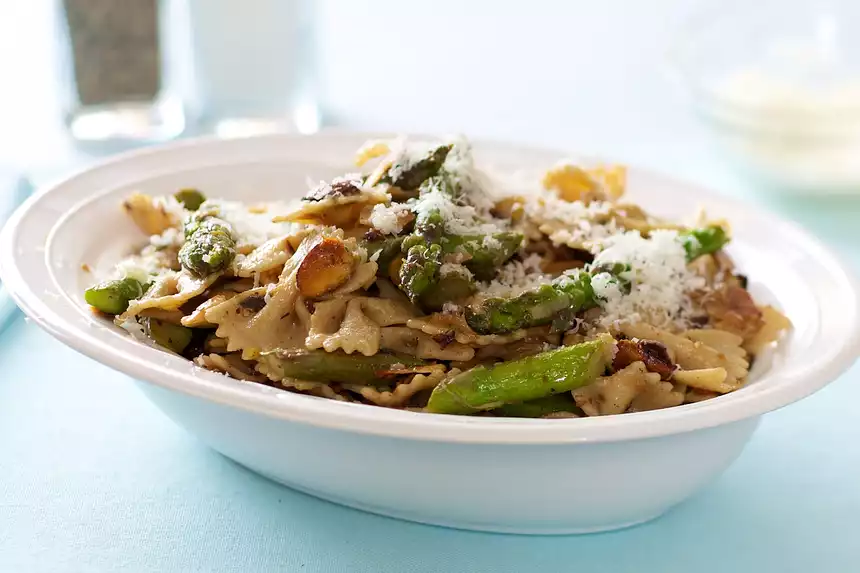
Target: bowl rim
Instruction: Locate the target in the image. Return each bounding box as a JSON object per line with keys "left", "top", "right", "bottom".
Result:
{"left": 2, "top": 131, "right": 859, "bottom": 445}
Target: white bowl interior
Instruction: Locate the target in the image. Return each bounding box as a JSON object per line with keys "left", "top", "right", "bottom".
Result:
{"left": 2, "top": 133, "right": 858, "bottom": 444}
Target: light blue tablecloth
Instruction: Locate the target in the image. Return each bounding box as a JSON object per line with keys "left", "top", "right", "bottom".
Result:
{"left": 2, "top": 157, "right": 859, "bottom": 573}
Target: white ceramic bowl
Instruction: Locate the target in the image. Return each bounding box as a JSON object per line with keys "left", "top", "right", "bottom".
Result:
{"left": 2, "top": 133, "right": 859, "bottom": 534}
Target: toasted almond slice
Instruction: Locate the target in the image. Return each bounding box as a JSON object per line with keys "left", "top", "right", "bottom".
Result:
{"left": 296, "top": 238, "right": 355, "bottom": 298}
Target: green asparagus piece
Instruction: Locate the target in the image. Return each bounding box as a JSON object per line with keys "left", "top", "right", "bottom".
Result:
{"left": 396, "top": 151, "right": 519, "bottom": 303}
{"left": 411, "top": 204, "right": 446, "bottom": 243}
{"left": 419, "top": 275, "right": 477, "bottom": 311}
{"left": 141, "top": 318, "right": 194, "bottom": 354}
{"left": 183, "top": 212, "right": 205, "bottom": 238}
{"left": 680, "top": 226, "right": 730, "bottom": 261}
{"left": 441, "top": 232, "right": 523, "bottom": 280}
{"left": 179, "top": 217, "right": 237, "bottom": 277}
{"left": 427, "top": 339, "right": 611, "bottom": 415}
{"left": 258, "top": 349, "right": 427, "bottom": 386}
{"left": 174, "top": 188, "right": 206, "bottom": 211}
{"left": 396, "top": 195, "right": 447, "bottom": 298}
{"left": 420, "top": 171, "right": 466, "bottom": 201}
{"left": 493, "top": 394, "right": 582, "bottom": 418}
{"left": 84, "top": 277, "right": 146, "bottom": 315}
{"left": 399, "top": 243, "right": 443, "bottom": 303}
{"left": 364, "top": 236, "right": 405, "bottom": 275}
{"left": 466, "top": 271, "right": 597, "bottom": 334}
{"left": 464, "top": 227, "right": 728, "bottom": 335}
{"left": 381, "top": 144, "right": 453, "bottom": 191}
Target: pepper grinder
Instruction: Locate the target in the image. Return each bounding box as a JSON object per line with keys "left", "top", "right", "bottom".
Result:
{"left": 58, "top": 0, "right": 191, "bottom": 147}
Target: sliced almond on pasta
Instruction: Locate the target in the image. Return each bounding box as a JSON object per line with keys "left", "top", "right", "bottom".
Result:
{"left": 296, "top": 237, "right": 355, "bottom": 298}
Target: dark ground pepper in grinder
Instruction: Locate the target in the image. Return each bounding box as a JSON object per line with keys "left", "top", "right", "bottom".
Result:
{"left": 62, "top": 0, "right": 160, "bottom": 106}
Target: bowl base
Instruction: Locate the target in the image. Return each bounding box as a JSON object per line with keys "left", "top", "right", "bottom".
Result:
{"left": 251, "top": 466, "right": 671, "bottom": 535}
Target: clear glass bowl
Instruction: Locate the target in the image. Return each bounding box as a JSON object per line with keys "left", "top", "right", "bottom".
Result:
{"left": 670, "top": 0, "right": 860, "bottom": 193}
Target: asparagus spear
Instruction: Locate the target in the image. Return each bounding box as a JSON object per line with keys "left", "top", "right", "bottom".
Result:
{"left": 258, "top": 349, "right": 427, "bottom": 386}
{"left": 427, "top": 338, "right": 611, "bottom": 415}
{"left": 419, "top": 275, "right": 477, "bottom": 311}
{"left": 466, "top": 270, "right": 597, "bottom": 334}
{"left": 492, "top": 394, "right": 582, "bottom": 418}
{"left": 174, "top": 189, "right": 206, "bottom": 211}
{"left": 680, "top": 226, "right": 729, "bottom": 261}
{"left": 364, "top": 236, "right": 405, "bottom": 274}
{"left": 179, "top": 217, "right": 237, "bottom": 277}
{"left": 465, "top": 227, "right": 725, "bottom": 335}
{"left": 141, "top": 317, "right": 194, "bottom": 353}
{"left": 398, "top": 243, "right": 443, "bottom": 303}
{"left": 380, "top": 144, "right": 453, "bottom": 191}
{"left": 398, "top": 172, "right": 520, "bottom": 301}
{"left": 84, "top": 277, "right": 147, "bottom": 315}
{"left": 441, "top": 232, "right": 523, "bottom": 280}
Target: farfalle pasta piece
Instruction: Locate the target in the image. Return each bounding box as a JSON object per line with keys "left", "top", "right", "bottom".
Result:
{"left": 122, "top": 192, "right": 180, "bottom": 235}
{"left": 195, "top": 352, "right": 269, "bottom": 383}
{"left": 744, "top": 305, "right": 792, "bottom": 355}
{"left": 673, "top": 367, "right": 734, "bottom": 394}
{"left": 683, "top": 329, "right": 746, "bottom": 358}
{"left": 574, "top": 361, "right": 661, "bottom": 416}
{"left": 121, "top": 271, "right": 216, "bottom": 320}
{"left": 205, "top": 284, "right": 307, "bottom": 358}
{"left": 628, "top": 381, "right": 686, "bottom": 412}
{"left": 354, "top": 140, "right": 391, "bottom": 166}
{"left": 181, "top": 292, "right": 237, "bottom": 327}
{"left": 406, "top": 313, "right": 537, "bottom": 347}
{"left": 348, "top": 365, "right": 448, "bottom": 408}
{"left": 211, "top": 231, "right": 353, "bottom": 358}
{"left": 355, "top": 297, "right": 418, "bottom": 326}
{"left": 621, "top": 322, "right": 748, "bottom": 385}
{"left": 326, "top": 261, "right": 378, "bottom": 297}
{"left": 234, "top": 235, "right": 293, "bottom": 278}
{"left": 305, "top": 297, "right": 418, "bottom": 356}
{"left": 541, "top": 162, "right": 627, "bottom": 203}
{"left": 274, "top": 178, "right": 388, "bottom": 228}
{"left": 380, "top": 327, "right": 475, "bottom": 361}
{"left": 306, "top": 297, "right": 381, "bottom": 356}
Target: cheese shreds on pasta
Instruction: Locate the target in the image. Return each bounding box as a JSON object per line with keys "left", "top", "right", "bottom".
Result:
{"left": 368, "top": 202, "right": 411, "bottom": 235}
{"left": 525, "top": 193, "right": 616, "bottom": 250}
{"left": 590, "top": 230, "right": 706, "bottom": 328}
{"left": 479, "top": 254, "right": 549, "bottom": 297}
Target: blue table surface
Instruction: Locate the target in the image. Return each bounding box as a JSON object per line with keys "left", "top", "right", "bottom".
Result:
{"left": 2, "top": 160, "right": 860, "bottom": 573}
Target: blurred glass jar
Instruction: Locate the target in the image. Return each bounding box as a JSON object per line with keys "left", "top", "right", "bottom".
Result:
{"left": 57, "top": 0, "right": 318, "bottom": 148}
{"left": 57, "top": 0, "right": 189, "bottom": 146}
{"left": 669, "top": 0, "right": 860, "bottom": 193}
{"left": 184, "top": 0, "right": 320, "bottom": 137}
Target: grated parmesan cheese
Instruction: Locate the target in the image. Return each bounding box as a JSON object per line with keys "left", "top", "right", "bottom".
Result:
{"left": 440, "top": 134, "right": 497, "bottom": 211}
{"left": 590, "top": 230, "right": 705, "bottom": 329}
{"left": 525, "top": 192, "right": 616, "bottom": 250}
{"left": 411, "top": 188, "right": 506, "bottom": 235}
{"left": 368, "top": 202, "right": 411, "bottom": 235}
{"left": 210, "top": 199, "right": 306, "bottom": 247}
{"left": 149, "top": 226, "right": 183, "bottom": 249}
{"left": 479, "top": 253, "right": 549, "bottom": 297}
{"left": 481, "top": 234, "right": 502, "bottom": 250}
{"left": 439, "top": 263, "right": 474, "bottom": 279}
{"left": 115, "top": 258, "right": 158, "bottom": 284}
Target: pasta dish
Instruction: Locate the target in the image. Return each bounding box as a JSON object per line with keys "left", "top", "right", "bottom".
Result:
{"left": 82, "top": 137, "right": 790, "bottom": 418}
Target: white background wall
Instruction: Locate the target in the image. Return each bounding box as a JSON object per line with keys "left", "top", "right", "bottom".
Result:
{"left": 316, "top": 0, "right": 703, "bottom": 152}
{"left": 0, "top": 0, "right": 719, "bottom": 182}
